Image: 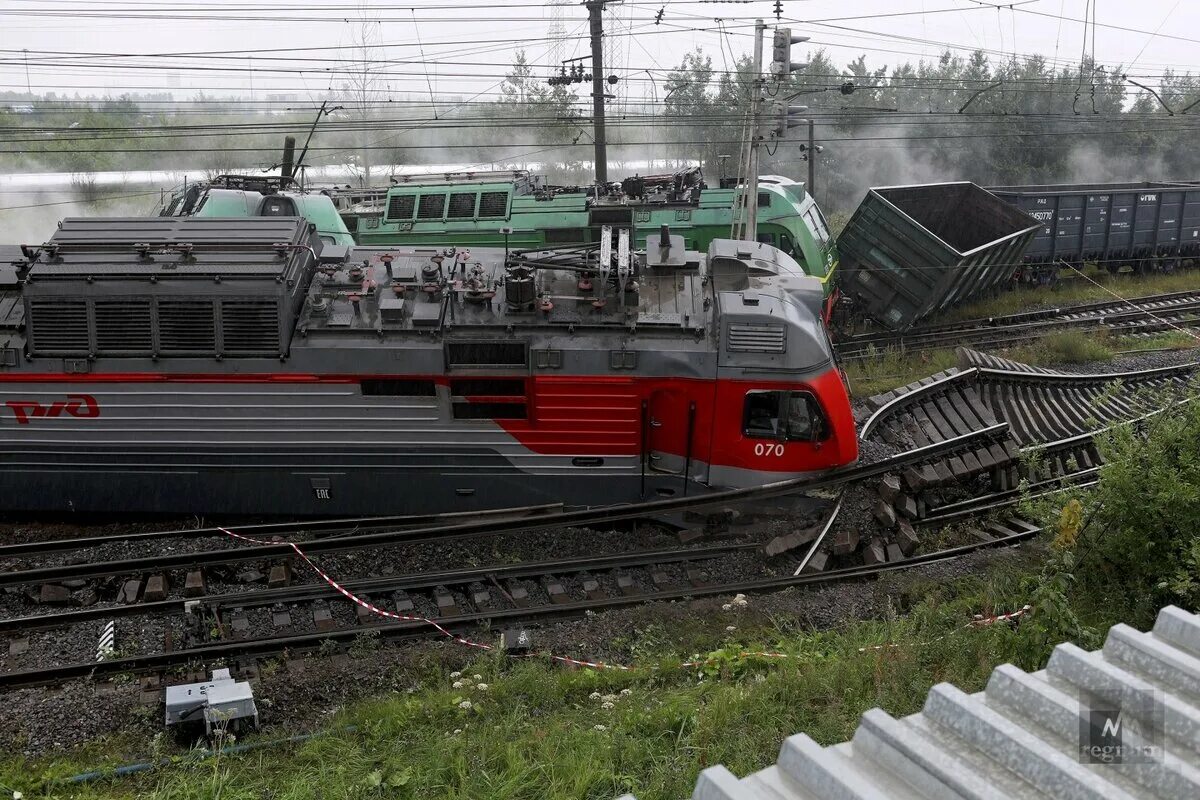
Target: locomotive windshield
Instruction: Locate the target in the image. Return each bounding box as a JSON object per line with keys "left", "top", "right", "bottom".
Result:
{"left": 742, "top": 390, "right": 827, "bottom": 441}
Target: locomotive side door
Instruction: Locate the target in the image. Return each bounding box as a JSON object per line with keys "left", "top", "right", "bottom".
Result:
{"left": 646, "top": 388, "right": 694, "bottom": 475}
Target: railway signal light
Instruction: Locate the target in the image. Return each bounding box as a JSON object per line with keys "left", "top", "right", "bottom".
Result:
{"left": 771, "top": 102, "right": 808, "bottom": 138}
{"left": 770, "top": 27, "right": 809, "bottom": 78}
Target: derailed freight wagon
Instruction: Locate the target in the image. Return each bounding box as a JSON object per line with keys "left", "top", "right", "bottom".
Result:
{"left": 836, "top": 182, "right": 1040, "bottom": 330}
{"left": 987, "top": 181, "right": 1200, "bottom": 274}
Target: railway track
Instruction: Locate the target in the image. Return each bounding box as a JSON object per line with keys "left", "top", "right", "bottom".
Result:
{"left": 835, "top": 289, "right": 1200, "bottom": 361}
{"left": 2, "top": 349, "right": 1193, "bottom": 690}
{"left": 839, "top": 348, "right": 1199, "bottom": 560}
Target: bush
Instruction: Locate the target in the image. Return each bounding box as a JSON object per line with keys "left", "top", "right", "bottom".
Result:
{"left": 1069, "top": 395, "right": 1200, "bottom": 620}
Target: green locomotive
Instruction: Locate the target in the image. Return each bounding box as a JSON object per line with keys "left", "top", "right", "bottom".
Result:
{"left": 159, "top": 167, "right": 839, "bottom": 292}
{"left": 334, "top": 168, "right": 838, "bottom": 290}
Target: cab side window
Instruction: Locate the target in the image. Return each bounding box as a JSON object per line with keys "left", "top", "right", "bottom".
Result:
{"left": 779, "top": 232, "right": 795, "bottom": 258}
{"left": 742, "top": 390, "right": 828, "bottom": 441}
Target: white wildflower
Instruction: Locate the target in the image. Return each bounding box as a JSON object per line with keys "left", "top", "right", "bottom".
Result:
{"left": 589, "top": 691, "right": 602, "bottom": 700}
{"left": 473, "top": 674, "right": 483, "bottom": 680}
{"left": 453, "top": 728, "right": 463, "bottom": 735}
{"left": 601, "top": 694, "right": 618, "bottom": 703}
{"left": 619, "top": 688, "right": 632, "bottom": 696}
{"left": 450, "top": 671, "right": 462, "bottom": 679}
{"left": 458, "top": 700, "right": 473, "bottom": 710}
{"left": 452, "top": 680, "right": 464, "bottom": 689}
{"left": 721, "top": 604, "right": 733, "bottom": 612}
{"left": 726, "top": 626, "right": 737, "bottom": 632}
{"left": 731, "top": 594, "right": 748, "bottom": 607}
{"left": 593, "top": 724, "right": 607, "bottom": 732}
{"left": 476, "top": 683, "right": 489, "bottom": 691}
{"left": 601, "top": 701, "right": 615, "bottom": 710}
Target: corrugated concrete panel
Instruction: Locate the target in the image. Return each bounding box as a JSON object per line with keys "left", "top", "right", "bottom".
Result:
{"left": 619, "top": 605, "right": 1200, "bottom": 800}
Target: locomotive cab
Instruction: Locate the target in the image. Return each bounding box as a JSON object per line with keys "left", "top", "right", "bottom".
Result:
{"left": 705, "top": 240, "right": 857, "bottom": 488}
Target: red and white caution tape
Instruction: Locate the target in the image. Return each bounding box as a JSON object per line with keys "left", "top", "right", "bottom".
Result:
{"left": 857, "top": 604, "right": 1035, "bottom": 652}
{"left": 221, "top": 527, "right": 1031, "bottom": 672}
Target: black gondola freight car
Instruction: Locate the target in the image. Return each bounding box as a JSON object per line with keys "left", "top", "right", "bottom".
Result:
{"left": 836, "top": 182, "right": 1040, "bottom": 330}
{"left": 988, "top": 182, "right": 1200, "bottom": 275}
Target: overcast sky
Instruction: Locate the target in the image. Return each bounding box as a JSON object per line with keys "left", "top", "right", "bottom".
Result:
{"left": 0, "top": 1, "right": 1197, "bottom": 106}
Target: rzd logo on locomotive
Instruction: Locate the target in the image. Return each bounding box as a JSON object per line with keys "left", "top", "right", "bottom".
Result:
{"left": 4, "top": 393, "right": 100, "bottom": 424}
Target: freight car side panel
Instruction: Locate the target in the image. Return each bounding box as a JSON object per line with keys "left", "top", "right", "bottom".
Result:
{"left": 991, "top": 183, "right": 1200, "bottom": 265}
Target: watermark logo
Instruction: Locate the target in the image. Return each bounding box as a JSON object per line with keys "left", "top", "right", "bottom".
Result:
{"left": 4, "top": 393, "right": 100, "bottom": 424}
{"left": 1078, "top": 689, "right": 1163, "bottom": 764}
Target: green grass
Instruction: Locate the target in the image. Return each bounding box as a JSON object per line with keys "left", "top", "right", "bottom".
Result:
{"left": 841, "top": 346, "right": 960, "bottom": 397}
{"left": 932, "top": 270, "right": 1200, "bottom": 324}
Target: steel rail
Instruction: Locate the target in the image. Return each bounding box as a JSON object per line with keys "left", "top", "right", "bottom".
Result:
{"left": 0, "top": 542, "right": 757, "bottom": 634}
{"left": 836, "top": 293, "right": 1200, "bottom": 360}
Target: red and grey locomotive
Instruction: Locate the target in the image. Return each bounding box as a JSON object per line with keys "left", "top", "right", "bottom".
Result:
{"left": 0, "top": 217, "right": 857, "bottom": 515}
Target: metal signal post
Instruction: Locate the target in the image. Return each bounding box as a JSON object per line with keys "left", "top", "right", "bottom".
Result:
{"left": 732, "top": 23, "right": 808, "bottom": 242}
{"left": 731, "top": 20, "right": 766, "bottom": 242}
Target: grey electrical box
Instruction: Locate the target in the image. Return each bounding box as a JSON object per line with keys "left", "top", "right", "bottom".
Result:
{"left": 164, "top": 667, "right": 259, "bottom": 735}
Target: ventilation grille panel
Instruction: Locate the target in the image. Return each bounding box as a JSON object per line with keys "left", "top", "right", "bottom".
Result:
{"left": 29, "top": 300, "right": 89, "bottom": 353}
{"left": 158, "top": 300, "right": 216, "bottom": 352}
{"left": 386, "top": 194, "right": 415, "bottom": 221}
{"left": 94, "top": 300, "right": 152, "bottom": 352}
{"left": 726, "top": 323, "right": 786, "bottom": 353}
{"left": 221, "top": 300, "right": 279, "bottom": 353}
{"left": 478, "top": 191, "right": 509, "bottom": 218}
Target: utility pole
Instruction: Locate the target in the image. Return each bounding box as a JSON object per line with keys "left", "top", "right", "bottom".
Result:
{"left": 732, "top": 23, "right": 808, "bottom": 242}
{"left": 731, "top": 20, "right": 766, "bottom": 242}
{"left": 586, "top": 0, "right": 610, "bottom": 187}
